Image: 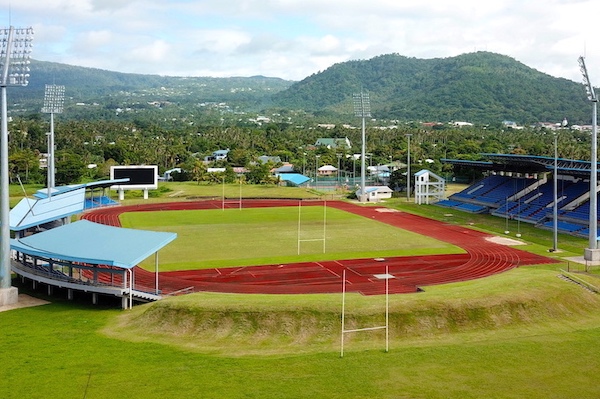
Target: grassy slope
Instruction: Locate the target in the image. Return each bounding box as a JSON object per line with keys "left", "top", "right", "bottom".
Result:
{"left": 4, "top": 268, "right": 600, "bottom": 399}
{"left": 107, "top": 268, "right": 600, "bottom": 355}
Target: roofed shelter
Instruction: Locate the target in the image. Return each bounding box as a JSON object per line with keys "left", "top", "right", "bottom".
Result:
{"left": 318, "top": 165, "right": 338, "bottom": 176}
{"left": 277, "top": 173, "right": 310, "bottom": 187}
{"left": 10, "top": 187, "right": 85, "bottom": 233}
{"left": 10, "top": 179, "right": 127, "bottom": 234}
{"left": 10, "top": 220, "right": 177, "bottom": 308}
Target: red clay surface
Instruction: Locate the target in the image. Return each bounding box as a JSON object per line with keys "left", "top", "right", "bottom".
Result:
{"left": 82, "top": 199, "right": 558, "bottom": 295}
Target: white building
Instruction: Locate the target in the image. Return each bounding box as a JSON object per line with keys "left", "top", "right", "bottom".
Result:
{"left": 355, "top": 186, "right": 394, "bottom": 202}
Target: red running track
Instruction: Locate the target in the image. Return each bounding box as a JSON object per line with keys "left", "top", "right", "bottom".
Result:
{"left": 82, "top": 199, "right": 558, "bottom": 295}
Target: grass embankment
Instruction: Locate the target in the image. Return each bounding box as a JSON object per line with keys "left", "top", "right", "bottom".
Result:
{"left": 5, "top": 268, "right": 600, "bottom": 398}
{"left": 107, "top": 267, "right": 600, "bottom": 356}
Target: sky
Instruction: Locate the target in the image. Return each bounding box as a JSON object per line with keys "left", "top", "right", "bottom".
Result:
{"left": 4, "top": 0, "right": 600, "bottom": 83}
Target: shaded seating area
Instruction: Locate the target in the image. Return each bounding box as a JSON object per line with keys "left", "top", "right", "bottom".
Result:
{"left": 84, "top": 195, "right": 119, "bottom": 209}
{"left": 449, "top": 175, "right": 533, "bottom": 207}
{"left": 540, "top": 220, "right": 588, "bottom": 235}
{"left": 442, "top": 175, "right": 534, "bottom": 213}
{"left": 438, "top": 152, "right": 600, "bottom": 238}
{"left": 10, "top": 220, "right": 177, "bottom": 308}
{"left": 491, "top": 179, "right": 583, "bottom": 223}
{"left": 436, "top": 199, "right": 488, "bottom": 213}
{"left": 442, "top": 174, "right": 598, "bottom": 237}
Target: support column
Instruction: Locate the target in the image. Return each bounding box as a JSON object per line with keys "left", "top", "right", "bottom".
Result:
{"left": 0, "top": 286, "right": 18, "bottom": 307}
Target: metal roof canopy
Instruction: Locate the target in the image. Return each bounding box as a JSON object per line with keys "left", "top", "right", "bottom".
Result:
{"left": 12, "top": 179, "right": 130, "bottom": 231}
{"left": 443, "top": 153, "right": 600, "bottom": 177}
{"left": 10, "top": 187, "right": 86, "bottom": 231}
{"left": 10, "top": 220, "right": 177, "bottom": 269}
{"left": 34, "top": 179, "right": 130, "bottom": 199}
{"left": 277, "top": 173, "right": 310, "bottom": 185}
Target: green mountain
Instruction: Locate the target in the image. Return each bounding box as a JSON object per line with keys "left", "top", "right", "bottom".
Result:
{"left": 12, "top": 60, "right": 294, "bottom": 112}
{"left": 272, "top": 52, "right": 592, "bottom": 125}
{"left": 9, "top": 53, "right": 596, "bottom": 126}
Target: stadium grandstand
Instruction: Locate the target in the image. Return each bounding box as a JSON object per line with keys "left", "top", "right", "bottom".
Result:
{"left": 439, "top": 153, "right": 600, "bottom": 238}
{"left": 8, "top": 179, "right": 177, "bottom": 309}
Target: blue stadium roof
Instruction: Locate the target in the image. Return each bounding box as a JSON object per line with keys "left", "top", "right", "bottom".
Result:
{"left": 33, "top": 184, "right": 84, "bottom": 199}
{"left": 443, "top": 153, "right": 600, "bottom": 177}
{"left": 10, "top": 220, "right": 177, "bottom": 269}
{"left": 34, "top": 179, "right": 130, "bottom": 199}
{"left": 277, "top": 173, "right": 310, "bottom": 186}
{"left": 12, "top": 179, "right": 129, "bottom": 231}
{"left": 10, "top": 188, "right": 86, "bottom": 231}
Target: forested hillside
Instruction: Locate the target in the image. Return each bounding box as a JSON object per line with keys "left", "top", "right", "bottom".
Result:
{"left": 6, "top": 52, "right": 598, "bottom": 189}
{"left": 10, "top": 52, "right": 596, "bottom": 126}
{"left": 273, "top": 52, "right": 592, "bottom": 124}
{"left": 12, "top": 60, "right": 293, "bottom": 114}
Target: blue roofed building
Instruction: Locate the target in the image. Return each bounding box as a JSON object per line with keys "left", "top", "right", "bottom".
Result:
{"left": 277, "top": 173, "right": 310, "bottom": 187}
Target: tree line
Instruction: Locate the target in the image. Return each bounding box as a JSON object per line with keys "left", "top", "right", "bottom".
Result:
{"left": 7, "top": 114, "right": 593, "bottom": 187}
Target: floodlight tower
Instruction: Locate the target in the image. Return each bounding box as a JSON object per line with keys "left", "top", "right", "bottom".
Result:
{"left": 405, "top": 133, "right": 412, "bottom": 201}
{"left": 552, "top": 129, "right": 558, "bottom": 252}
{"left": 41, "top": 84, "right": 65, "bottom": 195}
{"left": 0, "top": 27, "right": 34, "bottom": 305}
{"left": 353, "top": 91, "right": 371, "bottom": 202}
{"left": 579, "top": 56, "right": 600, "bottom": 261}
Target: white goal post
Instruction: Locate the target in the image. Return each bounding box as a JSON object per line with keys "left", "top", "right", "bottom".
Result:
{"left": 340, "top": 266, "right": 389, "bottom": 357}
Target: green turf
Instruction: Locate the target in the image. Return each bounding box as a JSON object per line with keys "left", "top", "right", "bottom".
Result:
{"left": 4, "top": 267, "right": 600, "bottom": 399}
{"left": 120, "top": 206, "right": 462, "bottom": 271}
{"left": 6, "top": 185, "right": 600, "bottom": 398}
{"left": 123, "top": 181, "right": 323, "bottom": 202}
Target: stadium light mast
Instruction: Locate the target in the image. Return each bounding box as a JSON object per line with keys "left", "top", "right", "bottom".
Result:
{"left": 552, "top": 129, "right": 559, "bottom": 252}
{"left": 579, "top": 56, "right": 600, "bottom": 260}
{"left": 42, "top": 84, "right": 65, "bottom": 196}
{"left": 315, "top": 154, "right": 320, "bottom": 188}
{"left": 353, "top": 91, "right": 371, "bottom": 202}
{"left": 405, "top": 134, "right": 412, "bottom": 201}
{"left": 0, "top": 27, "right": 34, "bottom": 305}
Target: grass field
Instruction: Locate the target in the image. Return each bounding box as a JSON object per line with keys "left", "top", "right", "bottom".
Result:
{"left": 5, "top": 184, "right": 600, "bottom": 398}
{"left": 4, "top": 267, "right": 600, "bottom": 399}
{"left": 120, "top": 206, "right": 462, "bottom": 271}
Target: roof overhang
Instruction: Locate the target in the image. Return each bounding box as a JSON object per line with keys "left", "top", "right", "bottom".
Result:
{"left": 10, "top": 188, "right": 86, "bottom": 231}
{"left": 443, "top": 154, "right": 600, "bottom": 177}
{"left": 277, "top": 173, "right": 310, "bottom": 185}
{"left": 10, "top": 220, "right": 177, "bottom": 269}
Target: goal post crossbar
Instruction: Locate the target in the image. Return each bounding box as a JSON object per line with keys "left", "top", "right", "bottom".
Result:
{"left": 340, "top": 267, "right": 390, "bottom": 357}
{"left": 343, "top": 326, "right": 386, "bottom": 333}
{"left": 221, "top": 178, "right": 243, "bottom": 210}
{"left": 297, "top": 200, "right": 326, "bottom": 255}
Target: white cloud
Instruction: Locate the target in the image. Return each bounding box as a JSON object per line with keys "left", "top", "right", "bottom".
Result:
{"left": 2, "top": 0, "right": 600, "bottom": 82}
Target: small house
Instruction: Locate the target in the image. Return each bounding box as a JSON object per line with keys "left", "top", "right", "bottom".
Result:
{"left": 355, "top": 186, "right": 393, "bottom": 202}
{"left": 315, "top": 137, "right": 352, "bottom": 149}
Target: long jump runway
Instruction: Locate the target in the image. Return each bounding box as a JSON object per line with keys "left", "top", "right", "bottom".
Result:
{"left": 83, "top": 200, "right": 558, "bottom": 295}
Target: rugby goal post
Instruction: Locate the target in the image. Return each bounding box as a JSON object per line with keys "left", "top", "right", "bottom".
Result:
{"left": 222, "top": 177, "right": 243, "bottom": 210}
{"left": 340, "top": 266, "right": 389, "bottom": 357}
{"left": 297, "top": 200, "right": 326, "bottom": 255}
